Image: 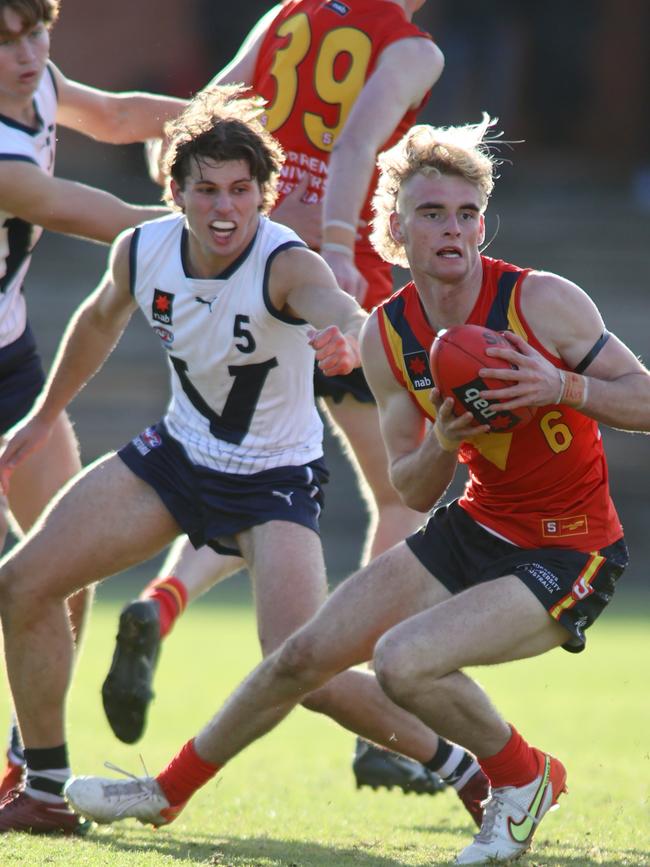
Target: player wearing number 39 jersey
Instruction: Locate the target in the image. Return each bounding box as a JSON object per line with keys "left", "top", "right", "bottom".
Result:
{"left": 252, "top": 0, "right": 433, "bottom": 309}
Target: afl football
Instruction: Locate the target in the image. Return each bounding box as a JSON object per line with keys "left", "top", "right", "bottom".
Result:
{"left": 430, "top": 324, "right": 534, "bottom": 432}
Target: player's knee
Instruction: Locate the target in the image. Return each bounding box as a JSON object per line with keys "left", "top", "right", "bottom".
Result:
{"left": 373, "top": 631, "right": 422, "bottom": 708}
{"left": 273, "top": 630, "right": 326, "bottom": 691}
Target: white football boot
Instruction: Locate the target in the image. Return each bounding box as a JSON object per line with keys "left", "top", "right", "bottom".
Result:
{"left": 64, "top": 766, "right": 185, "bottom": 827}
{"left": 456, "top": 751, "right": 567, "bottom": 864}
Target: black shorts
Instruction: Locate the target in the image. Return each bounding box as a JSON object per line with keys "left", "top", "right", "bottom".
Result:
{"left": 406, "top": 500, "right": 628, "bottom": 653}
{"left": 313, "top": 364, "right": 375, "bottom": 405}
{"left": 0, "top": 323, "right": 46, "bottom": 436}
{"left": 118, "top": 421, "right": 329, "bottom": 556}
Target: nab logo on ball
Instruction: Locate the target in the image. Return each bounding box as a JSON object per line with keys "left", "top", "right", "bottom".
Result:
{"left": 430, "top": 323, "right": 534, "bottom": 432}
{"left": 452, "top": 376, "right": 523, "bottom": 432}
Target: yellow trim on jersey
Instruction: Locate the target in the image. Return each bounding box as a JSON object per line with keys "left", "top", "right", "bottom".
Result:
{"left": 380, "top": 308, "right": 437, "bottom": 422}
{"left": 506, "top": 286, "right": 529, "bottom": 340}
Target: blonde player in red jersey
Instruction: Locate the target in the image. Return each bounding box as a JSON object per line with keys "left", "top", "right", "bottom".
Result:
{"left": 101, "top": 0, "right": 481, "bottom": 801}
{"left": 64, "top": 116, "right": 650, "bottom": 864}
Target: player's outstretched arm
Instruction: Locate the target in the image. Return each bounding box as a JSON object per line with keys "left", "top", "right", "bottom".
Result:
{"left": 268, "top": 246, "right": 367, "bottom": 375}
{"left": 0, "top": 160, "right": 169, "bottom": 243}
{"left": 53, "top": 64, "right": 186, "bottom": 145}
{"left": 360, "top": 312, "right": 458, "bottom": 512}
{"left": 0, "top": 232, "right": 137, "bottom": 490}
{"left": 321, "top": 36, "right": 444, "bottom": 302}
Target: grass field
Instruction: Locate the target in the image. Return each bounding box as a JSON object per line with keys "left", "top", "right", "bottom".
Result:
{"left": 0, "top": 587, "right": 648, "bottom": 866}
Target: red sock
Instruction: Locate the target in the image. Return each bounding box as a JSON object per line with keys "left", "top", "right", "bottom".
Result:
{"left": 479, "top": 725, "right": 540, "bottom": 789}
{"left": 156, "top": 739, "right": 221, "bottom": 806}
{"left": 141, "top": 576, "right": 188, "bottom": 638}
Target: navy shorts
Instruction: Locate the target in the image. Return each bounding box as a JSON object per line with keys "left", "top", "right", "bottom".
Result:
{"left": 313, "top": 364, "right": 375, "bottom": 405}
{"left": 0, "top": 323, "right": 46, "bottom": 436}
{"left": 118, "top": 422, "right": 329, "bottom": 556}
{"left": 406, "top": 500, "right": 628, "bottom": 653}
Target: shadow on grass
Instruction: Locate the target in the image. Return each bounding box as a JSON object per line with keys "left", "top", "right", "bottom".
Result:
{"left": 82, "top": 826, "right": 429, "bottom": 865}
{"left": 73, "top": 826, "right": 650, "bottom": 866}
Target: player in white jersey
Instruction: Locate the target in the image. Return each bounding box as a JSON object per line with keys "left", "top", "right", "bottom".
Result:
{"left": 0, "top": 84, "right": 459, "bottom": 837}
{"left": 99, "top": 0, "right": 450, "bottom": 801}
{"left": 0, "top": 0, "right": 185, "bottom": 797}
{"left": 131, "top": 214, "right": 323, "bottom": 477}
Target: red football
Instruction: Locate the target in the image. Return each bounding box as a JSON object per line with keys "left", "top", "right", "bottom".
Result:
{"left": 429, "top": 324, "right": 534, "bottom": 432}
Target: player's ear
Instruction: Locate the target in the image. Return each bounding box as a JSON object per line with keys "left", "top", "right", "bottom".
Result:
{"left": 389, "top": 210, "right": 404, "bottom": 243}
{"left": 478, "top": 213, "right": 486, "bottom": 246}
{"left": 170, "top": 179, "right": 185, "bottom": 211}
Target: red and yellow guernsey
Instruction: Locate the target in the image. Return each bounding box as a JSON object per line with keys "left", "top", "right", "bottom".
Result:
{"left": 377, "top": 256, "right": 623, "bottom": 551}
{"left": 252, "top": 0, "right": 432, "bottom": 309}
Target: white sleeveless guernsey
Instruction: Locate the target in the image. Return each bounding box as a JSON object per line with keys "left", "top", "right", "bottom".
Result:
{"left": 130, "top": 213, "right": 324, "bottom": 475}
{"left": 0, "top": 64, "right": 57, "bottom": 347}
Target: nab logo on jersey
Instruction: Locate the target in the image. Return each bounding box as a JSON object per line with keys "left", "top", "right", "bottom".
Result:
{"left": 404, "top": 350, "right": 433, "bottom": 390}
{"left": 152, "top": 289, "right": 174, "bottom": 325}
{"left": 325, "top": 0, "right": 350, "bottom": 16}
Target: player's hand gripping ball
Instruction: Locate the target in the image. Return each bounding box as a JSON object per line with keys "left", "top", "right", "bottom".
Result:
{"left": 430, "top": 324, "right": 534, "bottom": 432}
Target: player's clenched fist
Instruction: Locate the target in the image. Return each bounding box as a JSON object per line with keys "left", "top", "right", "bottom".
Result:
{"left": 0, "top": 415, "right": 53, "bottom": 495}
{"left": 309, "top": 325, "right": 361, "bottom": 377}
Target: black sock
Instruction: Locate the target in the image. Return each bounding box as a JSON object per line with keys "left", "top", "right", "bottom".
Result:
{"left": 424, "top": 737, "right": 479, "bottom": 790}
{"left": 24, "top": 744, "right": 70, "bottom": 801}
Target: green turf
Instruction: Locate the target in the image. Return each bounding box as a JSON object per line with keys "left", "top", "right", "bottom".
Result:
{"left": 0, "top": 593, "right": 648, "bottom": 866}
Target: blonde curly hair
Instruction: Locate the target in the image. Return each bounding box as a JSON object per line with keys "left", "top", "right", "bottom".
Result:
{"left": 163, "top": 84, "right": 285, "bottom": 214}
{"left": 371, "top": 114, "right": 502, "bottom": 267}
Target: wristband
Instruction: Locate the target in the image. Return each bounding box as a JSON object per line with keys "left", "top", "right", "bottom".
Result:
{"left": 321, "top": 242, "right": 354, "bottom": 258}
{"left": 323, "top": 220, "right": 356, "bottom": 234}
{"left": 433, "top": 422, "right": 458, "bottom": 453}
{"left": 556, "top": 369, "right": 588, "bottom": 409}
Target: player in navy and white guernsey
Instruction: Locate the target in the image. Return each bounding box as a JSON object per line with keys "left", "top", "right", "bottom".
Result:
{"left": 131, "top": 213, "right": 322, "bottom": 480}
{"left": 0, "top": 59, "right": 55, "bottom": 347}
{"left": 0, "top": 86, "right": 464, "bottom": 837}
{"left": 136, "top": 0, "right": 443, "bottom": 600}
{"left": 0, "top": 0, "right": 185, "bottom": 823}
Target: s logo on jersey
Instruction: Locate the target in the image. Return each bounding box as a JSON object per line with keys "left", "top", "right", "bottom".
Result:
{"left": 152, "top": 289, "right": 174, "bottom": 325}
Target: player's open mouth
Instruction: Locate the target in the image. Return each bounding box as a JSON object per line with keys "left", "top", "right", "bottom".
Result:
{"left": 210, "top": 221, "right": 236, "bottom": 238}
{"left": 437, "top": 247, "right": 462, "bottom": 258}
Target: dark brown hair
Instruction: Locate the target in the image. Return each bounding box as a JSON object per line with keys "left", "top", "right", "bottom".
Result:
{"left": 163, "top": 84, "right": 284, "bottom": 214}
{"left": 0, "top": 0, "right": 60, "bottom": 36}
